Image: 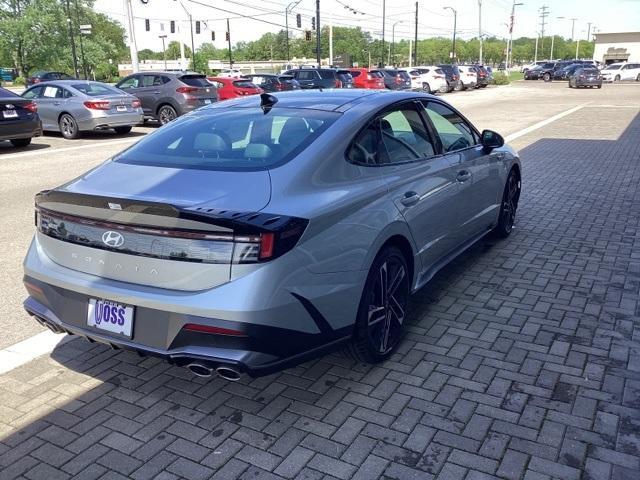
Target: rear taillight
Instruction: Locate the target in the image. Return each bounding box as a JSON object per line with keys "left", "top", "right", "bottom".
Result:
{"left": 335, "top": 79, "right": 342, "bottom": 88}
{"left": 131, "top": 99, "right": 141, "bottom": 108}
{"left": 24, "top": 102, "right": 37, "bottom": 113}
{"left": 366, "top": 74, "right": 372, "bottom": 80}
{"left": 83, "top": 101, "right": 110, "bottom": 110}
{"left": 31, "top": 78, "right": 40, "bottom": 84}
{"left": 176, "top": 86, "right": 198, "bottom": 94}
{"left": 395, "top": 75, "right": 402, "bottom": 84}
{"left": 453, "top": 75, "right": 459, "bottom": 80}
{"left": 276, "top": 83, "right": 286, "bottom": 91}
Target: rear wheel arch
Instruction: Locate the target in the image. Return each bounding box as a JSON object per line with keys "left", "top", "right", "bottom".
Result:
{"left": 379, "top": 235, "right": 415, "bottom": 291}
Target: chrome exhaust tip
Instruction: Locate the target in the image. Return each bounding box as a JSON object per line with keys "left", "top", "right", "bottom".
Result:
{"left": 186, "top": 363, "right": 214, "bottom": 378}
{"left": 215, "top": 366, "right": 242, "bottom": 382}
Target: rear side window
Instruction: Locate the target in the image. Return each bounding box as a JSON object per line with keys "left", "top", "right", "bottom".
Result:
{"left": 115, "top": 108, "right": 339, "bottom": 171}
{"left": 233, "top": 80, "right": 256, "bottom": 88}
{"left": 180, "top": 75, "right": 210, "bottom": 87}
{"left": 422, "top": 102, "right": 477, "bottom": 152}
{"left": 380, "top": 108, "right": 436, "bottom": 163}
{"left": 319, "top": 70, "right": 336, "bottom": 79}
{"left": 22, "top": 86, "right": 43, "bottom": 99}
{"left": 369, "top": 71, "right": 383, "bottom": 78}
{"left": 297, "top": 71, "right": 318, "bottom": 80}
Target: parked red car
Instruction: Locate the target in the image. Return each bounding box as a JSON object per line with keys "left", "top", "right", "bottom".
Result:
{"left": 349, "top": 68, "right": 385, "bottom": 89}
{"left": 207, "top": 77, "right": 263, "bottom": 101}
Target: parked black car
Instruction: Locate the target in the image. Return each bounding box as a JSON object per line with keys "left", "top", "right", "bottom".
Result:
{"left": 244, "top": 74, "right": 301, "bottom": 92}
{"left": 373, "top": 69, "right": 412, "bottom": 90}
{"left": 334, "top": 69, "right": 355, "bottom": 88}
{"left": 569, "top": 67, "right": 602, "bottom": 88}
{"left": 437, "top": 64, "right": 462, "bottom": 91}
{"left": 523, "top": 62, "right": 556, "bottom": 80}
{"left": 115, "top": 71, "right": 217, "bottom": 125}
{"left": 283, "top": 68, "right": 344, "bottom": 89}
{"left": 0, "top": 87, "right": 42, "bottom": 147}
{"left": 27, "top": 71, "right": 75, "bottom": 87}
{"left": 553, "top": 63, "right": 582, "bottom": 80}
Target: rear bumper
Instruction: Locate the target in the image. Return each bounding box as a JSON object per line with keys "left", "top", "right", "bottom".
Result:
{"left": 23, "top": 278, "right": 352, "bottom": 377}
{"left": 575, "top": 79, "right": 602, "bottom": 86}
{"left": 0, "top": 118, "right": 42, "bottom": 141}
{"left": 78, "top": 111, "right": 144, "bottom": 131}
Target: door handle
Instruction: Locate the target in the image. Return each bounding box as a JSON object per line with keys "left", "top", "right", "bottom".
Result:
{"left": 400, "top": 191, "right": 420, "bottom": 207}
{"left": 53, "top": 102, "right": 61, "bottom": 106}
{"left": 457, "top": 170, "right": 472, "bottom": 182}
{"left": 153, "top": 90, "right": 161, "bottom": 94}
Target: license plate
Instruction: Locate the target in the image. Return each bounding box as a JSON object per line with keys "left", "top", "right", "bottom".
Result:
{"left": 116, "top": 105, "right": 127, "bottom": 112}
{"left": 87, "top": 298, "right": 134, "bottom": 337}
{"left": 204, "top": 99, "right": 212, "bottom": 104}
{"left": 2, "top": 109, "right": 18, "bottom": 119}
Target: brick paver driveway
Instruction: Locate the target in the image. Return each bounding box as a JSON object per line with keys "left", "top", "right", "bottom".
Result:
{"left": 1, "top": 85, "right": 639, "bottom": 480}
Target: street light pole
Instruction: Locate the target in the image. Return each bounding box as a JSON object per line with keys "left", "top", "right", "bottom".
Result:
{"left": 507, "top": 1, "right": 524, "bottom": 70}
{"left": 65, "top": 0, "right": 79, "bottom": 77}
{"left": 159, "top": 35, "right": 168, "bottom": 70}
{"left": 478, "top": 0, "right": 483, "bottom": 65}
{"left": 534, "top": 33, "right": 539, "bottom": 63}
{"left": 443, "top": 7, "right": 457, "bottom": 62}
{"left": 380, "top": 0, "right": 386, "bottom": 67}
{"left": 315, "top": 0, "right": 321, "bottom": 67}
{"left": 391, "top": 21, "right": 403, "bottom": 66}
{"left": 284, "top": 1, "right": 301, "bottom": 64}
{"left": 175, "top": 1, "right": 196, "bottom": 71}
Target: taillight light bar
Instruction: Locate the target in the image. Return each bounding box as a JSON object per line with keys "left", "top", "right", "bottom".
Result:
{"left": 24, "top": 102, "right": 38, "bottom": 113}
{"left": 84, "top": 101, "right": 110, "bottom": 110}
{"left": 183, "top": 323, "right": 247, "bottom": 336}
{"left": 131, "top": 99, "right": 141, "bottom": 108}
{"left": 176, "top": 86, "right": 199, "bottom": 94}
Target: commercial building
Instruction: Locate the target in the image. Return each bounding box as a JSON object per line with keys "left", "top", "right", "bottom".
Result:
{"left": 593, "top": 32, "right": 640, "bottom": 64}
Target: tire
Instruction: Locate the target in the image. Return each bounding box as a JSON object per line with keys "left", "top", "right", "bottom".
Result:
{"left": 59, "top": 113, "right": 80, "bottom": 139}
{"left": 347, "top": 246, "right": 410, "bottom": 364}
{"left": 454, "top": 82, "right": 463, "bottom": 92}
{"left": 614, "top": 75, "right": 620, "bottom": 82}
{"left": 157, "top": 105, "right": 177, "bottom": 125}
{"left": 492, "top": 168, "right": 521, "bottom": 238}
{"left": 568, "top": 82, "right": 573, "bottom": 88}
{"left": 113, "top": 126, "right": 132, "bottom": 135}
{"left": 636, "top": 74, "right": 640, "bottom": 82}
{"left": 597, "top": 85, "right": 602, "bottom": 89}
{"left": 10, "top": 138, "right": 31, "bottom": 148}
{"left": 422, "top": 82, "right": 431, "bottom": 93}
{"left": 543, "top": 73, "right": 551, "bottom": 82}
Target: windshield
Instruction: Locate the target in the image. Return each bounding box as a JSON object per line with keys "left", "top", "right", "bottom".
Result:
{"left": 603, "top": 64, "right": 623, "bottom": 70}
{"left": 115, "top": 108, "right": 340, "bottom": 171}
{"left": 72, "top": 83, "right": 123, "bottom": 96}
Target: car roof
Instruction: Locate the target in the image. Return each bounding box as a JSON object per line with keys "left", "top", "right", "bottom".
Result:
{"left": 30, "top": 80, "right": 108, "bottom": 86}
{"left": 202, "top": 89, "right": 435, "bottom": 113}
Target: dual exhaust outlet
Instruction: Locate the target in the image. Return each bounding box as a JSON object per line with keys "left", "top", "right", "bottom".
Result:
{"left": 186, "top": 363, "right": 242, "bottom": 381}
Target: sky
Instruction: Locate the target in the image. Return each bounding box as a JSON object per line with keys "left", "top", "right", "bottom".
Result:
{"left": 95, "top": 0, "right": 640, "bottom": 51}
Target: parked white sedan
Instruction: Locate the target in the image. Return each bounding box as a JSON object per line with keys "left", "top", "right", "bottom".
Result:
{"left": 398, "top": 67, "right": 448, "bottom": 94}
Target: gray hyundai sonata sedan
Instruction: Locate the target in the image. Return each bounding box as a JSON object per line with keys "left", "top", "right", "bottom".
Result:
{"left": 23, "top": 90, "right": 521, "bottom": 380}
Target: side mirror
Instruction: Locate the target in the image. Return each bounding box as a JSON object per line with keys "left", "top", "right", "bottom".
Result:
{"left": 481, "top": 129, "right": 504, "bottom": 152}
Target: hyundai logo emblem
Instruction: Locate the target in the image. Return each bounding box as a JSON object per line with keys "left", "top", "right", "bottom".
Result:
{"left": 102, "top": 231, "right": 125, "bottom": 248}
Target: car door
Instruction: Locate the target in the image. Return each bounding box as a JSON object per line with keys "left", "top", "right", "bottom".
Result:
{"left": 116, "top": 75, "right": 149, "bottom": 114}
{"left": 35, "top": 84, "right": 64, "bottom": 130}
{"left": 420, "top": 100, "right": 503, "bottom": 246}
{"left": 375, "top": 101, "right": 461, "bottom": 277}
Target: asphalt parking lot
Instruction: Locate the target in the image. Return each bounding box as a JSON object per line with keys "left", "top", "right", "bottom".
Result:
{"left": 1, "top": 81, "right": 639, "bottom": 480}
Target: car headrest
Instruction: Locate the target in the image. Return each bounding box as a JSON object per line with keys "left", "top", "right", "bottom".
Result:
{"left": 194, "top": 132, "right": 229, "bottom": 152}
{"left": 244, "top": 143, "right": 272, "bottom": 159}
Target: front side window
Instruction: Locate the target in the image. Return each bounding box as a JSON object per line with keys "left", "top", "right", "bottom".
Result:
{"left": 117, "top": 76, "right": 140, "bottom": 89}
{"left": 297, "top": 71, "right": 317, "bottom": 80}
{"left": 115, "top": 108, "right": 339, "bottom": 171}
{"left": 380, "top": 107, "right": 436, "bottom": 163}
{"left": 422, "top": 102, "right": 477, "bottom": 153}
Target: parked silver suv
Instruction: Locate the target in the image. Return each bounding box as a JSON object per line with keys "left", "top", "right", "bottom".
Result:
{"left": 24, "top": 90, "right": 521, "bottom": 380}
{"left": 116, "top": 71, "right": 217, "bottom": 125}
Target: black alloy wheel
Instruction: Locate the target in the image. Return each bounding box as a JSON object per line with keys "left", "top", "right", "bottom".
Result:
{"left": 493, "top": 169, "right": 520, "bottom": 238}
{"left": 349, "top": 246, "right": 409, "bottom": 363}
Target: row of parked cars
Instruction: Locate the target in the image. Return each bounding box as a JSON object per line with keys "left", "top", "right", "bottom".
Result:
{"left": 523, "top": 59, "right": 640, "bottom": 88}
{"left": 1, "top": 64, "right": 493, "bottom": 148}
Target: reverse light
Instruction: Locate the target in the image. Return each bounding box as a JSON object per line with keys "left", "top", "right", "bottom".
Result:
{"left": 84, "top": 101, "right": 110, "bottom": 110}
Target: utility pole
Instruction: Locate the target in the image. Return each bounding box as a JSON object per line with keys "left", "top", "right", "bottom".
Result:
{"left": 507, "top": 1, "right": 523, "bottom": 70}
{"left": 550, "top": 34, "right": 555, "bottom": 60}
{"left": 534, "top": 33, "right": 539, "bottom": 62}
{"left": 478, "top": 0, "right": 483, "bottom": 64}
{"left": 226, "top": 18, "right": 233, "bottom": 68}
{"left": 65, "top": 0, "right": 79, "bottom": 77}
{"left": 329, "top": 12, "right": 333, "bottom": 66}
{"left": 539, "top": 5, "right": 549, "bottom": 55}
{"left": 414, "top": 2, "right": 418, "bottom": 66}
{"left": 570, "top": 18, "right": 577, "bottom": 40}
{"left": 381, "top": 0, "right": 386, "bottom": 67}
{"left": 124, "top": 0, "right": 139, "bottom": 73}
{"left": 443, "top": 6, "right": 457, "bottom": 62}
{"left": 315, "top": 0, "right": 321, "bottom": 67}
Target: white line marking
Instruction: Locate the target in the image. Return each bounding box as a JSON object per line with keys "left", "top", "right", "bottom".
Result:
{"left": 505, "top": 104, "right": 586, "bottom": 142}
{"left": 0, "top": 330, "right": 67, "bottom": 375}
{"left": 0, "top": 136, "right": 141, "bottom": 160}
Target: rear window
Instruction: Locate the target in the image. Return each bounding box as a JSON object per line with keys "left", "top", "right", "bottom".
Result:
{"left": 318, "top": 70, "right": 336, "bottom": 79}
{"left": 0, "top": 87, "right": 19, "bottom": 98}
{"left": 72, "top": 83, "right": 122, "bottom": 96}
{"left": 369, "top": 71, "right": 383, "bottom": 78}
{"left": 397, "top": 71, "right": 410, "bottom": 80}
{"left": 115, "top": 108, "right": 340, "bottom": 171}
{"left": 233, "top": 80, "right": 256, "bottom": 88}
{"left": 179, "top": 75, "right": 210, "bottom": 87}
{"left": 350, "top": 71, "right": 362, "bottom": 78}
{"left": 580, "top": 68, "right": 599, "bottom": 74}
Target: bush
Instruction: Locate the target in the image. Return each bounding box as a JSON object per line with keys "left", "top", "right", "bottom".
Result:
{"left": 493, "top": 73, "right": 510, "bottom": 85}
{"left": 12, "top": 76, "right": 26, "bottom": 86}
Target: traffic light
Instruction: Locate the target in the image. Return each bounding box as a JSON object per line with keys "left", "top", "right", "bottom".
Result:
{"left": 145, "top": 19, "right": 150, "bottom": 31}
{"left": 170, "top": 21, "right": 175, "bottom": 33}
{"left": 305, "top": 30, "right": 311, "bottom": 41}
{"left": 311, "top": 16, "right": 315, "bottom": 30}
{"left": 296, "top": 13, "right": 301, "bottom": 28}
{"left": 211, "top": 31, "right": 215, "bottom": 41}
{"left": 226, "top": 31, "right": 230, "bottom": 41}
{"left": 195, "top": 21, "right": 200, "bottom": 34}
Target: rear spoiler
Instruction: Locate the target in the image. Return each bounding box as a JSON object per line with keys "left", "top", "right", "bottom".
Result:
{"left": 35, "top": 189, "right": 305, "bottom": 236}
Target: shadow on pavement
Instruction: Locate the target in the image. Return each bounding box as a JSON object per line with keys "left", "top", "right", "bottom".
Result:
{"left": 1, "top": 113, "right": 639, "bottom": 480}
